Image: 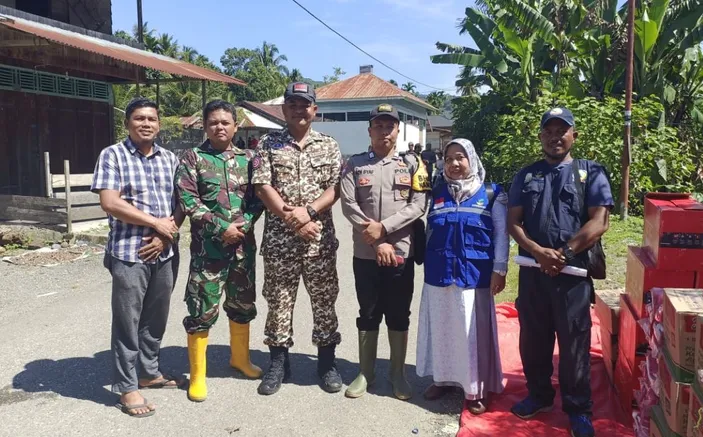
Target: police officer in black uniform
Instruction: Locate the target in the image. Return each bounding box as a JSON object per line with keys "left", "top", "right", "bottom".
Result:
{"left": 507, "top": 108, "right": 613, "bottom": 437}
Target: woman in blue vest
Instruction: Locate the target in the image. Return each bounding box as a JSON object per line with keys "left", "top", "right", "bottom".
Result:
{"left": 416, "top": 138, "right": 509, "bottom": 415}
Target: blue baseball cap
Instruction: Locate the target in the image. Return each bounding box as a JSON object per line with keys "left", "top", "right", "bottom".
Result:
{"left": 540, "top": 107, "right": 575, "bottom": 129}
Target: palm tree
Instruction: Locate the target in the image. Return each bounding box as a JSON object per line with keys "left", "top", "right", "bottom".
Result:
{"left": 255, "top": 41, "right": 289, "bottom": 76}
{"left": 402, "top": 82, "right": 417, "bottom": 93}
{"left": 288, "top": 68, "right": 304, "bottom": 83}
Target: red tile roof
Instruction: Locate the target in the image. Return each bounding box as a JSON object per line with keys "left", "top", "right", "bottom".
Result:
{"left": 240, "top": 101, "right": 285, "bottom": 124}
{"left": 316, "top": 73, "right": 435, "bottom": 110}
{"left": 0, "top": 13, "right": 245, "bottom": 85}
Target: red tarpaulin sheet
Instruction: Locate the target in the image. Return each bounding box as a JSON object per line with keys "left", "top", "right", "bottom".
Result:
{"left": 456, "top": 303, "right": 635, "bottom": 437}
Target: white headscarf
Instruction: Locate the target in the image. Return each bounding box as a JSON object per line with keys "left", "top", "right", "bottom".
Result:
{"left": 443, "top": 138, "right": 486, "bottom": 204}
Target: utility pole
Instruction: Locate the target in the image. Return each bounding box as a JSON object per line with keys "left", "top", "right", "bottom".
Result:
{"left": 620, "top": 0, "right": 635, "bottom": 220}
{"left": 136, "top": 0, "right": 144, "bottom": 97}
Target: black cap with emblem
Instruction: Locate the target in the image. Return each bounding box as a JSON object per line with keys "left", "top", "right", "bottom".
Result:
{"left": 284, "top": 82, "right": 316, "bottom": 103}
{"left": 370, "top": 103, "right": 400, "bottom": 122}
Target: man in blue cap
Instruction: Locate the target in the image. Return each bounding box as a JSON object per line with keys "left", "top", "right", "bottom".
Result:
{"left": 507, "top": 107, "right": 613, "bottom": 437}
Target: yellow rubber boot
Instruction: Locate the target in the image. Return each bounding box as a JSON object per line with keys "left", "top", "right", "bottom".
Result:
{"left": 229, "top": 321, "right": 262, "bottom": 379}
{"left": 187, "top": 331, "right": 208, "bottom": 402}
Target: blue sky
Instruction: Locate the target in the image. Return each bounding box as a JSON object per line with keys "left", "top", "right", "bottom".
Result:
{"left": 112, "top": 0, "right": 475, "bottom": 95}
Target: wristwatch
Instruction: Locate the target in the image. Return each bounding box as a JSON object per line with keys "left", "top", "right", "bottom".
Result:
{"left": 561, "top": 245, "right": 576, "bottom": 262}
{"left": 306, "top": 205, "right": 319, "bottom": 221}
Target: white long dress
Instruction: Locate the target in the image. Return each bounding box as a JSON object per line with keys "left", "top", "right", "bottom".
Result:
{"left": 415, "top": 192, "right": 509, "bottom": 400}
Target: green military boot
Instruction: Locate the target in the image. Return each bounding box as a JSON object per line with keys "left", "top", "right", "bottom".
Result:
{"left": 388, "top": 329, "right": 412, "bottom": 400}
{"left": 345, "top": 331, "right": 379, "bottom": 398}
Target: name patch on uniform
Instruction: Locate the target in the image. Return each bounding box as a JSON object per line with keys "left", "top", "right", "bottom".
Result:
{"left": 434, "top": 197, "right": 445, "bottom": 209}
{"left": 358, "top": 177, "right": 371, "bottom": 186}
{"left": 355, "top": 169, "right": 374, "bottom": 175}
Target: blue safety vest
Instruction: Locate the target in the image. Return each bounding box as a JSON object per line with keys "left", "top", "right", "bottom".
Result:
{"left": 424, "top": 182, "right": 499, "bottom": 289}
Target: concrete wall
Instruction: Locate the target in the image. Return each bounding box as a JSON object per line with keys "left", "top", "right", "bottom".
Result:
{"left": 314, "top": 98, "right": 429, "bottom": 156}
{"left": 313, "top": 120, "right": 425, "bottom": 156}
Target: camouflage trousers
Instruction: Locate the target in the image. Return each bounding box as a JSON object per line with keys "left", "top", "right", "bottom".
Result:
{"left": 262, "top": 253, "right": 341, "bottom": 348}
{"left": 183, "top": 254, "right": 256, "bottom": 334}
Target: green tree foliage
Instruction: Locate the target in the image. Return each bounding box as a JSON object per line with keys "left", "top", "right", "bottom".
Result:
{"left": 480, "top": 94, "right": 696, "bottom": 215}
{"left": 434, "top": 0, "right": 703, "bottom": 214}
{"left": 426, "top": 91, "right": 449, "bottom": 115}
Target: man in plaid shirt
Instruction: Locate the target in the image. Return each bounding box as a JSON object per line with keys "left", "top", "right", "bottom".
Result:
{"left": 91, "top": 97, "right": 184, "bottom": 418}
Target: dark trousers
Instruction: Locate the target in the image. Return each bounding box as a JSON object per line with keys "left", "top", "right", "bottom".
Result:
{"left": 353, "top": 257, "right": 415, "bottom": 331}
{"left": 515, "top": 267, "right": 593, "bottom": 415}
{"left": 106, "top": 254, "right": 179, "bottom": 393}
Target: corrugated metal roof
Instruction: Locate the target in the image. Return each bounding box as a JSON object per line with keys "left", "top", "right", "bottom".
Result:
{"left": 316, "top": 73, "right": 435, "bottom": 111}
{"left": 240, "top": 108, "right": 283, "bottom": 130}
{"left": 0, "top": 13, "right": 245, "bottom": 85}
{"left": 240, "top": 101, "right": 285, "bottom": 124}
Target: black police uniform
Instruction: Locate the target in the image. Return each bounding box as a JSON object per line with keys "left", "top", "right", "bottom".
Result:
{"left": 508, "top": 158, "right": 613, "bottom": 415}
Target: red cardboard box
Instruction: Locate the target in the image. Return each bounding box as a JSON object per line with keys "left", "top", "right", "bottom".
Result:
{"left": 615, "top": 348, "right": 645, "bottom": 414}
{"left": 600, "top": 324, "right": 617, "bottom": 384}
{"left": 615, "top": 349, "right": 636, "bottom": 414}
{"left": 596, "top": 289, "right": 623, "bottom": 334}
{"left": 626, "top": 246, "right": 696, "bottom": 318}
{"left": 663, "top": 289, "right": 703, "bottom": 380}
{"left": 644, "top": 193, "right": 703, "bottom": 272}
{"left": 659, "top": 350, "right": 692, "bottom": 435}
{"left": 619, "top": 294, "right": 649, "bottom": 369}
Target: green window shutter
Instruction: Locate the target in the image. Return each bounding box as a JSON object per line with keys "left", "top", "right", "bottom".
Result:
{"left": 0, "top": 63, "right": 110, "bottom": 103}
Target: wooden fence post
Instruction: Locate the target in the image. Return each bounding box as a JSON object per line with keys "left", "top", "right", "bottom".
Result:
{"left": 64, "top": 160, "right": 72, "bottom": 234}
{"left": 44, "top": 152, "right": 52, "bottom": 198}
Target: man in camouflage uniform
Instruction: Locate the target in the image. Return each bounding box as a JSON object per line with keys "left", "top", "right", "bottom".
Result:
{"left": 252, "top": 82, "right": 343, "bottom": 395}
{"left": 341, "top": 104, "right": 429, "bottom": 400}
{"left": 176, "top": 100, "right": 264, "bottom": 402}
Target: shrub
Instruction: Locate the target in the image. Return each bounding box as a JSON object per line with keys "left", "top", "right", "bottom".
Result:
{"left": 479, "top": 95, "right": 696, "bottom": 215}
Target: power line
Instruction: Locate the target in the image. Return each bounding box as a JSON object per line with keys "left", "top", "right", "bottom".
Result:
{"left": 288, "top": 0, "right": 454, "bottom": 93}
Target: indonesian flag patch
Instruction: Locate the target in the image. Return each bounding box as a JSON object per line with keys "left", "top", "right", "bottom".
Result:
{"left": 434, "top": 197, "right": 445, "bottom": 209}
{"left": 293, "top": 83, "right": 308, "bottom": 93}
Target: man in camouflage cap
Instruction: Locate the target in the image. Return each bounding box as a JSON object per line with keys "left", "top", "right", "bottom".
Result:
{"left": 252, "top": 82, "right": 343, "bottom": 395}
{"left": 176, "top": 100, "right": 264, "bottom": 402}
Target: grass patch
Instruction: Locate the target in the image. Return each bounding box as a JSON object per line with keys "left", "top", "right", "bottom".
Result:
{"left": 496, "top": 216, "right": 644, "bottom": 304}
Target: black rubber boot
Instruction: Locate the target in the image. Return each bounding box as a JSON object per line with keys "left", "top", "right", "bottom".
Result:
{"left": 318, "top": 344, "right": 343, "bottom": 393}
{"left": 257, "top": 346, "right": 288, "bottom": 396}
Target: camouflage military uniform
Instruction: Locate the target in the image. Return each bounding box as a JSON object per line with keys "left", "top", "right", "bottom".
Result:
{"left": 251, "top": 128, "right": 342, "bottom": 348}
{"left": 176, "top": 141, "right": 264, "bottom": 334}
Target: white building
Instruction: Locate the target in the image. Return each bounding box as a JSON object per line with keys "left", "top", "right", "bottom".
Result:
{"left": 313, "top": 66, "right": 436, "bottom": 156}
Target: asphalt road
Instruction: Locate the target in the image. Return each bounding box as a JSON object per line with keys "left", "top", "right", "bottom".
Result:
{"left": 0, "top": 204, "right": 463, "bottom": 437}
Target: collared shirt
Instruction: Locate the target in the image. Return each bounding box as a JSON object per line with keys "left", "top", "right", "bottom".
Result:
{"left": 175, "top": 141, "right": 263, "bottom": 261}
{"left": 91, "top": 138, "right": 179, "bottom": 263}
{"left": 340, "top": 151, "right": 428, "bottom": 260}
{"left": 507, "top": 158, "right": 613, "bottom": 261}
{"left": 251, "top": 128, "right": 342, "bottom": 258}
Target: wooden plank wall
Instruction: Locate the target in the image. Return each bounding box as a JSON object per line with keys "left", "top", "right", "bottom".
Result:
{"left": 0, "top": 194, "right": 66, "bottom": 224}
{"left": 0, "top": 90, "right": 111, "bottom": 196}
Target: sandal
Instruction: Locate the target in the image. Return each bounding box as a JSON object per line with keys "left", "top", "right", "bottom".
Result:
{"left": 139, "top": 374, "right": 184, "bottom": 389}
{"left": 466, "top": 398, "right": 487, "bottom": 415}
{"left": 115, "top": 398, "right": 155, "bottom": 418}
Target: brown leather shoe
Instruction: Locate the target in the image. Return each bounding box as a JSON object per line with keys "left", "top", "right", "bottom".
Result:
{"left": 423, "top": 384, "right": 451, "bottom": 400}
{"left": 466, "top": 399, "right": 487, "bottom": 415}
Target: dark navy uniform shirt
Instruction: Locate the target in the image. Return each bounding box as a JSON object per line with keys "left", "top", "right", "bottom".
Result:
{"left": 507, "top": 159, "right": 613, "bottom": 265}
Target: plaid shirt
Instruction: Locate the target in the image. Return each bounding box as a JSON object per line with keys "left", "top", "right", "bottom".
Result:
{"left": 91, "top": 138, "right": 179, "bottom": 263}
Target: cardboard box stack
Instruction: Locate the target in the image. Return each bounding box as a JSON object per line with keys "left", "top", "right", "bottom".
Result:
{"left": 688, "top": 316, "right": 703, "bottom": 437}
{"left": 596, "top": 289, "right": 624, "bottom": 384}
{"left": 624, "top": 194, "right": 703, "bottom": 437}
